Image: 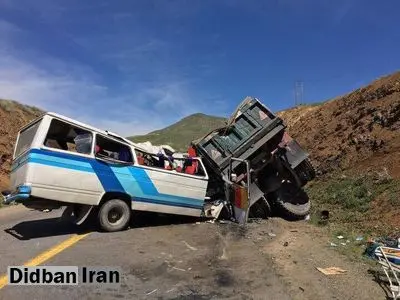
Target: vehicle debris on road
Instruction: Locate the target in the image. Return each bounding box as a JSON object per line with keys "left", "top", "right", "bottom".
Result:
{"left": 145, "top": 289, "right": 158, "bottom": 296}
{"left": 182, "top": 241, "right": 197, "bottom": 251}
{"left": 316, "top": 267, "right": 347, "bottom": 275}
{"left": 166, "top": 288, "right": 176, "bottom": 294}
{"left": 171, "top": 267, "right": 186, "bottom": 272}
{"left": 364, "top": 236, "right": 400, "bottom": 260}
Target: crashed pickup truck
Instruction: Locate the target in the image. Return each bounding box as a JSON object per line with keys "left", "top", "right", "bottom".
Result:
{"left": 191, "top": 96, "right": 315, "bottom": 222}
{"left": 2, "top": 97, "right": 315, "bottom": 231}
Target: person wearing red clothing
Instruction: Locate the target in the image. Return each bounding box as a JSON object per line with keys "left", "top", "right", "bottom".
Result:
{"left": 185, "top": 146, "right": 198, "bottom": 175}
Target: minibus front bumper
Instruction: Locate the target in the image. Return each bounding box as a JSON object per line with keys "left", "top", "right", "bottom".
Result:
{"left": 2, "top": 185, "right": 31, "bottom": 204}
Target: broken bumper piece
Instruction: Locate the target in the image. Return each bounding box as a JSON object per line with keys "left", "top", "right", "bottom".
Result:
{"left": 2, "top": 185, "right": 31, "bottom": 204}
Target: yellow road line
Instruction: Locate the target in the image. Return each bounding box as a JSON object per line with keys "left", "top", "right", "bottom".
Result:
{"left": 0, "top": 233, "right": 89, "bottom": 290}
{"left": 0, "top": 276, "right": 7, "bottom": 290}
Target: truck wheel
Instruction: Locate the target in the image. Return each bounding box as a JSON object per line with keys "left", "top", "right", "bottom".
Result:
{"left": 249, "top": 198, "right": 270, "bottom": 219}
{"left": 98, "top": 199, "right": 131, "bottom": 232}
{"left": 273, "top": 181, "right": 310, "bottom": 219}
{"left": 294, "top": 159, "right": 316, "bottom": 186}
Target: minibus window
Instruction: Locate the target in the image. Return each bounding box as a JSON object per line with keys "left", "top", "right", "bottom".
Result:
{"left": 14, "top": 120, "right": 41, "bottom": 158}
{"left": 95, "top": 135, "right": 133, "bottom": 163}
{"left": 44, "top": 119, "right": 93, "bottom": 155}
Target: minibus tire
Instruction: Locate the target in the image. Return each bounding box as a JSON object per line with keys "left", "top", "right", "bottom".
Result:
{"left": 98, "top": 199, "right": 131, "bottom": 232}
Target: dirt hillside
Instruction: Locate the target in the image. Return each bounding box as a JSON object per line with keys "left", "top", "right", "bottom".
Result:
{"left": 0, "top": 100, "right": 42, "bottom": 190}
{"left": 278, "top": 71, "right": 400, "bottom": 178}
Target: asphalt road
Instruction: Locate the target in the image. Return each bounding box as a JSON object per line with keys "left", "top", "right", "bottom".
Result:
{"left": 0, "top": 205, "right": 293, "bottom": 300}
{"left": 0, "top": 205, "right": 388, "bottom": 300}
{"left": 0, "top": 205, "right": 79, "bottom": 273}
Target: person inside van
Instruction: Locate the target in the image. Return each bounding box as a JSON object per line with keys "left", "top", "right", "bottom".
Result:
{"left": 165, "top": 156, "right": 175, "bottom": 170}
{"left": 156, "top": 152, "right": 166, "bottom": 168}
{"left": 59, "top": 140, "right": 69, "bottom": 151}
{"left": 136, "top": 152, "right": 145, "bottom": 165}
{"left": 95, "top": 145, "right": 108, "bottom": 157}
{"left": 118, "top": 148, "right": 132, "bottom": 163}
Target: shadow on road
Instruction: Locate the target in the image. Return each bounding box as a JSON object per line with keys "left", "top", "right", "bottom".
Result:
{"left": 3, "top": 205, "right": 278, "bottom": 240}
{"left": 4, "top": 211, "right": 204, "bottom": 240}
{"left": 4, "top": 217, "right": 90, "bottom": 240}
{"left": 130, "top": 211, "right": 203, "bottom": 228}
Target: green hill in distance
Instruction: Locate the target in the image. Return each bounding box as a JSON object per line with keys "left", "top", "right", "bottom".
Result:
{"left": 127, "top": 113, "right": 227, "bottom": 152}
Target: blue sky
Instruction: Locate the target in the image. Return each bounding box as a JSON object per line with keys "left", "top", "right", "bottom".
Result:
{"left": 0, "top": 0, "right": 399, "bottom": 136}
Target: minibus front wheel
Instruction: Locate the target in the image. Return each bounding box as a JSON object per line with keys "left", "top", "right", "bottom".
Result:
{"left": 98, "top": 198, "right": 131, "bottom": 232}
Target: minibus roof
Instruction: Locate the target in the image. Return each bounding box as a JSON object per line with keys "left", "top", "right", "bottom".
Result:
{"left": 19, "top": 112, "right": 148, "bottom": 152}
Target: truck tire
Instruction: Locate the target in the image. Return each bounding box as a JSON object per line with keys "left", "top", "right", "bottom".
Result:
{"left": 98, "top": 199, "right": 131, "bottom": 232}
{"left": 294, "top": 159, "right": 316, "bottom": 186}
{"left": 273, "top": 181, "right": 310, "bottom": 219}
{"left": 249, "top": 198, "right": 270, "bottom": 219}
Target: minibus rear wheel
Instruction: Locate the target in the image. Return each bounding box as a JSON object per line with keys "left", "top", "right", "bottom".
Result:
{"left": 98, "top": 199, "right": 131, "bottom": 232}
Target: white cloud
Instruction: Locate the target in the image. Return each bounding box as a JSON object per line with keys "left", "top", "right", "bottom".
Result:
{"left": 0, "top": 46, "right": 198, "bottom": 136}
{"left": 0, "top": 1, "right": 224, "bottom": 138}
{"left": 0, "top": 32, "right": 207, "bottom": 137}
{"left": 0, "top": 51, "right": 104, "bottom": 106}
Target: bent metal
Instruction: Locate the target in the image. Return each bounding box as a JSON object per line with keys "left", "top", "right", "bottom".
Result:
{"left": 8, "top": 266, "right": 120, "bottom": 285}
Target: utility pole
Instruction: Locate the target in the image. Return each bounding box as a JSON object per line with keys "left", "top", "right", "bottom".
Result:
{"left": 294, "top": 81, "right": 304, "bottom": 106}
